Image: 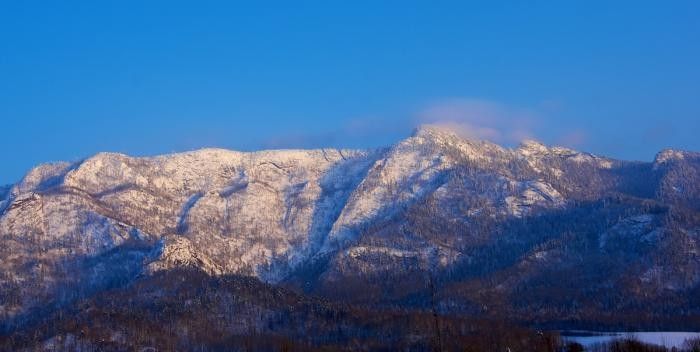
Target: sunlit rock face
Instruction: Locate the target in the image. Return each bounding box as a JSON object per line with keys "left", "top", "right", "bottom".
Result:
{"left": 1, "top": 126, "right": 699, "bottom": 326}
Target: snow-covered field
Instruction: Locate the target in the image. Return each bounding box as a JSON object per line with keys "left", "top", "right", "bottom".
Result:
{"left": 562, "top": 331, "right": 700, "bottom": 349}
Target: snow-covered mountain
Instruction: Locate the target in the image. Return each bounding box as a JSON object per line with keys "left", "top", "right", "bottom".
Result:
{"left": 1, "top": 125, "right": 699, "bottom": 334}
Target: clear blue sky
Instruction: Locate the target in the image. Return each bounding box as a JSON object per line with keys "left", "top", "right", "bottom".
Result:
{"left": 1, "top": 1, "right": 699, "bottom": 184}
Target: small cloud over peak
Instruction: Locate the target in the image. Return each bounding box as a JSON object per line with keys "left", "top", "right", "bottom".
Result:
{"left": 259, "top": 97, "right": 591, "bottom": 155}
{"left": 415, "top": 98, "right": 538, "bottom": 145}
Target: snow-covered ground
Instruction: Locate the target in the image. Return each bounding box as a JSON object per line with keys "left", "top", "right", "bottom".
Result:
{"left": 562, "top": 331, "right": 700, "bottom": 349}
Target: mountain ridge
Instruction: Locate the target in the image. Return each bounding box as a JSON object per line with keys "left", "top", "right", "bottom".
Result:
{"left": 2, "top": 126, "right": 700, "bottom": 340}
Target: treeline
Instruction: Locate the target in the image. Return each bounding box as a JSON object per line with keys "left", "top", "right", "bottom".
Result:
{"left": 0, "top": 268, "right": 565, "bottom": 352}
{"left": 5, "top": 267, "right": 700, "bottom": 351}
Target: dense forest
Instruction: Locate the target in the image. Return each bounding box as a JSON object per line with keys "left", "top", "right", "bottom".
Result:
{"left": 3, "top": 268, "right": 700, "bottom": 351}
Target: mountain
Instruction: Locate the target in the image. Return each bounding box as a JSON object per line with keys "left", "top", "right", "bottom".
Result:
{"left": 1, "top": 125, "right": 699, "bottom": 350}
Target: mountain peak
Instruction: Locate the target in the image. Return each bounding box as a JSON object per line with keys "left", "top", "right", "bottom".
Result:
{"left": 517, "top": 139, "right": 549, "bottom": 155}
{"left": 519, "top": 139, "right": 546, "bottom": 147}
{"left": 411, "top": 124, "right": 462, "bottom": 140}
{"left": 654, "top": 148, "right": 700, "bottom": 164}
{"left": 516, "top": 140, "right": 595, "bottom": 161}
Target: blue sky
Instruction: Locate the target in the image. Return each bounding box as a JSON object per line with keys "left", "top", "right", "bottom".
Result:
{"left": 1, "top": 1, "right": 699, "bottom": 184}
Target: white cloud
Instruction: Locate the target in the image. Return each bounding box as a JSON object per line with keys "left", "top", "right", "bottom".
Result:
{"left": 415, "top": 98, "right": 539, "bottom": 145}
{"left": 262, "top": 97, "right": 588, "bottom": 151}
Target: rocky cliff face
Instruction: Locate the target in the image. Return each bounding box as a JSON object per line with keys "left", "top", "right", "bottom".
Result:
{"left": 1, "top": 126, "right": 699, "bottom": 331}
